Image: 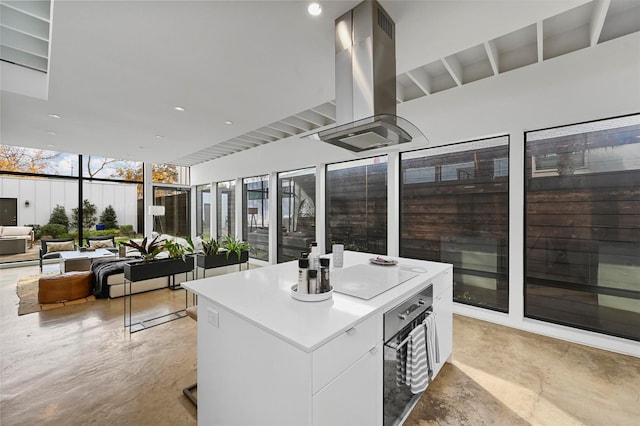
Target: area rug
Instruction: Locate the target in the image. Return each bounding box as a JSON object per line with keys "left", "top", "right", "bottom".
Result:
{"left": 16, "top": 274, "right": 95, "bottom": 316}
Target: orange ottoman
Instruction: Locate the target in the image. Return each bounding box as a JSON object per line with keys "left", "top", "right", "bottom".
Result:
{"left": 38, "top": 271, "right": 93, "bottom": 303}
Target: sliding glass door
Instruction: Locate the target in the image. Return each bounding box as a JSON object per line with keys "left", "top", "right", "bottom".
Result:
{"left": 153, "top": 186, "right": 190, "bottom": 237}
{"left": 277, "top": 168, "right": 316, "bottom": 262}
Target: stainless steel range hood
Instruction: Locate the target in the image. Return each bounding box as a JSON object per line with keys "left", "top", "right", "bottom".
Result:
{"left": 315, "top": 0, "right": 427, "bottom": 152}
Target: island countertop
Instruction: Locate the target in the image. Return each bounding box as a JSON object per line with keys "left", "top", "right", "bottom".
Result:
{"left": 182, "top": 251, "right": 451, "bottom": 352}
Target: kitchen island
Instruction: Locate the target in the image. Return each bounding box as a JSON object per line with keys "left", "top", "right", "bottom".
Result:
{"left": 182, "top": 251, "right": 452, "bottom": 426}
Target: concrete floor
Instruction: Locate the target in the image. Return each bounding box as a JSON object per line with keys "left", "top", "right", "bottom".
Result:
{"left": 1, "top": 264, "right": 639, "bottom": 426}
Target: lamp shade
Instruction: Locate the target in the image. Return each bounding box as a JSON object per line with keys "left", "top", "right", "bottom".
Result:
{"left": 149, "top": 205, "right": 165, "bottom": 216}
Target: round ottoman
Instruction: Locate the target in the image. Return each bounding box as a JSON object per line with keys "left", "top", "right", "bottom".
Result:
{"left": 38, "top": 271, "right": 93, "bottom": 304}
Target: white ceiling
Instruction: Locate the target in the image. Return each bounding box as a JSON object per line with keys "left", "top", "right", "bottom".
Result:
{"left": 1, "top": 0, "right": 639, "bottom": 166}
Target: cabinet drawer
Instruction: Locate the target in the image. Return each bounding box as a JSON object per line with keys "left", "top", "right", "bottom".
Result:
{"left": 312, "top": 315, "right": 380, "bottom": 394}
{"left": 313, "top": 341, "right": 382, "bottom": 426}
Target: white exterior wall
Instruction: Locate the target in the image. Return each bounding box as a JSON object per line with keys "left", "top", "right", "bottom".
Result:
{"left": 190, "top": 32, "right": 640, "bottom": 357}
{"left": 0, "top": 176, "right": 138, "bottom": 230}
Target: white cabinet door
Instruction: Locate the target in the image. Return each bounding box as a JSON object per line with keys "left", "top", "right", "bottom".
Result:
{"left": 313, "top": 342, "right": 382, "bottom": 426}
{"left": 313, "top": 315, "right": 379, "bottom": 393}
{"left": 433, "top": 270, "right": 453, "bottom": 377}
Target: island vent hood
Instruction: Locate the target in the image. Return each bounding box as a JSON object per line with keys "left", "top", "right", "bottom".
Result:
{"left": 315, "top": 0, "right": 427, "bottom": 152}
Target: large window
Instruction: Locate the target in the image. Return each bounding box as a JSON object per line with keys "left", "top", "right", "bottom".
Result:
{"left": 525, "top": 115, "right": 640, "bottom": 341}
{"left": 400, "top": 136, "right": 510, "bottom": 311}
{"left": 243, "top": 175, "right": 269, "bottom": 261}
{"left": 153, "top": 186, "right": 190, "bottom": 237}
{"left": 277, "top": 168, "right": 316, "bottom": 263}
{"left": 216, "top": 181, "right": 235, "bottom": 239}
{"left": 82, "top": 155, "right": 144, "bottom": 235}
{"left": 196, "top": 184, "right": 211, "bottom": 239}
{"left": 0, "top": 147, "right": 144, "bottom": 253}
{"left": 152, "top": 163, "right": 190, "bottom": 185}
{"left": 0, "top": 145, "right": 77, "bottom": 176}
{"left": 326, "top": 156, "right": 387, "bottom": 254}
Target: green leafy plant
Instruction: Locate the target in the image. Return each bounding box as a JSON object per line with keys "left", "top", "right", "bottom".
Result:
{"left": 201, "top": 238, "right": 220, "bottom": 256}
{"left": 221, "top": 235, "right": 250, "bottom": 260}
{"left": 100, "top": 205, "right": 118, "bottom": 229}
{"left": 119, "top": 225, "right": 135, "bottom": 236}
{"left": 41, "top": 223, "right": 66, "bottom": 238}
{"left": 84, "top": 229, "right": 119, "bottom": 238}
{"left": 49, "top": 205, "right": 70, "bottom": 232}
{"left": 71, "top": 199, "right": 98, "bottom": 231}
{"left": 163, "top": 238, "right": 194, "bottom": 261}
{"left": 120, "top": 235, "right": 165, "bottom": 263}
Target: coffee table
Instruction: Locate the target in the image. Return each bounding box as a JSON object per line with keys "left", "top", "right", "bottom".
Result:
{"left": 59, "top": 248, "right": 116, "bottom": 272}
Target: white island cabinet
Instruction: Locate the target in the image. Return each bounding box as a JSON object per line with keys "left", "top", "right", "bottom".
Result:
{"left": 182, "top": 251, "right": 452, "bottom": 426}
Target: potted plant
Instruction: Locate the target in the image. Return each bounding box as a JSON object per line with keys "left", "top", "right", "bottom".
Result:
{"left": 220, "top": 235, "right": 250, "bottom": 263}
{"left": 164, "top": 237, "right": 194, "bottom": 261}
{"left": 120, "top": 235, "right": 165, "bottom": 263}
{"left": 123, "top": 236, "right": 194, "bottom": 282}
{"left": 196, "top": 236, "right": 249, "bottom": 269}
{"left": 202, "top": 238, "right": 220, "bottom": 256}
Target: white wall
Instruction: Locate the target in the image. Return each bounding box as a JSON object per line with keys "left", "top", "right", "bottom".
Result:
{"left": 0, "top": 176, "right": 138, "bottom": 230}
{"left": 190, "top": 32, "right": 640, "bottom": 357}
{"left": 192, "top": 33, "right": 640, "bottom": 183}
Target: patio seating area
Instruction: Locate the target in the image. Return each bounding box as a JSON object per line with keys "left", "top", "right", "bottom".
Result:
{"left": 0, "top": 244, "right": 39, "bottom": 264}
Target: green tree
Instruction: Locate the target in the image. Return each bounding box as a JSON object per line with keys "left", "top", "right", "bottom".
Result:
{"left": 49, "top": 205, "right": 70, "bottom": 232}
{"left": 41, "top": 224, "right": 66, "bottom": 238}
{"left": 71, "top": 199, "right": 98, "bottom": 230}
{"left": 100, "top": 205, "right": 118, "bottom": 229}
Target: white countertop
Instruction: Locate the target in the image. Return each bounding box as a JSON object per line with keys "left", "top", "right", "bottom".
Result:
{"left": 182, "top": 251, "right": 450, "bottom": 352}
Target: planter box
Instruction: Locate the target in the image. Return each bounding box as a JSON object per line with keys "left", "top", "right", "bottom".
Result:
{"left": 196, "top": 250, "right": 249, "bottom": 269}
{"left": 124, "top": 256, "right": 195, "bottom": 282}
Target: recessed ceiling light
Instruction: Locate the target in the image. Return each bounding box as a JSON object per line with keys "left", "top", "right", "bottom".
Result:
{"left": 47, "top": 131, "right": 57, "bottom": 135}
{"left": 224, "top": 120, "right": 233, "bottom": 125}
{"left": 173, "top": 106, "right": 185, "bottom": 112}
{"left": 48, "top": 114, "right": 61, "bottom": 119}
{"left": 155, "top": 135, "right": 165, "bottom": 139}
{"left": 307, "top": 2, "right": 322, "bottom": 16}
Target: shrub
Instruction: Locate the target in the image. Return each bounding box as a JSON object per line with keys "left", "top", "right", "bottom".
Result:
{"left": 49, "top": 205, "right": 69, "bottom": 232}
{"left": 41, "top": 223, "right": 66, "bottom": 238}
{"left": 71, "top": 199, "right": 97, "bottom": 230}
{"left": 100, "top": 205, "right": 118, "bottom": 229}
{"left": 119, "top": 225, "right": 135, "bottom": 236}
{"left": 84, "top": 229, "right": 119, "bottom": 238}
{"left": 25, "top": 224, "right": 42, "bottom": 240}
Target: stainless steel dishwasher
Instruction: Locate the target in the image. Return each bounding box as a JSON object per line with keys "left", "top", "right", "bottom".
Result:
{"left": 382, "top": 284, "right": 434, "bottom": 426}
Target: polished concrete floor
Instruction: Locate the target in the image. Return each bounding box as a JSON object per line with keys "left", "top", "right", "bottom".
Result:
{"left": 1, "top": 264, "right": 639, "bottom": 426}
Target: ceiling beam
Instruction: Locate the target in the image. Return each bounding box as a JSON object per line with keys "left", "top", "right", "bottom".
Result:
{"left": 406, "top": 69, "right": 431, "bottom": 96}
{"left": 441, "top": 56, "right": 462, "bottom": 86}
{"left": 484, "top": 41, "right": 499, "bottom": 75}
{"left": 281, "top": 116, "right": 314, "bottom": 132}
{"left": 310, "top": 102, "right": 336, "bottom": 121}
{"left": 537, "top": 21, "right": 544, "bottom": 63}
{"left": 266, "top": 122, "right": 299, "bottom": 136}
{"left": 590, "top": 0, "right": 611, "bottom": 46}
{"left": 294, "top": 110, "right": 331, "bottom": 127}
{"left": 253, "top": 127, "right": 287, "bottom": 139}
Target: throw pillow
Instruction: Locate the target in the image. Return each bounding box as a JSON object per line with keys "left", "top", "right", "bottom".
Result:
{"left": 1, "top": 226, "right": 32, "bottom": 237}
{"left": 46, "top": 241, "right": 74, "bottom": 253}
{"left": 89, "top": 240, "right": 114, "bottom": 249}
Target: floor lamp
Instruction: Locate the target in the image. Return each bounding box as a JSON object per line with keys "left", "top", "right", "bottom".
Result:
{"left": 149, "top": 205, "right": 165, "bottom": 234}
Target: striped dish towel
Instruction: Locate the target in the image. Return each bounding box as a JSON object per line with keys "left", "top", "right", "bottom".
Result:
{"left": 396, "top": 334, "right": 408, "bottom": 386}
{"left": 406, "top": 323, "right": 429, "bottom": 394}
{"left": 423, "top": 313, "right": 440, "bottom": 380}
